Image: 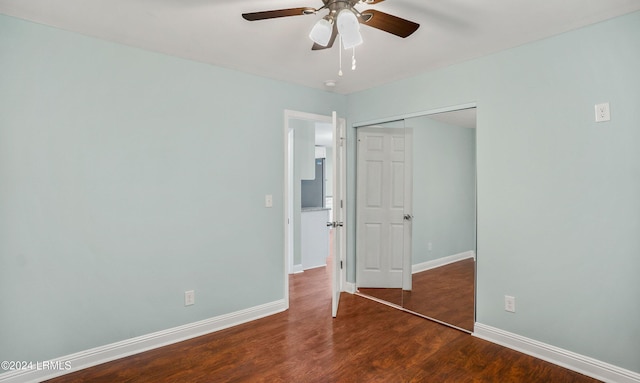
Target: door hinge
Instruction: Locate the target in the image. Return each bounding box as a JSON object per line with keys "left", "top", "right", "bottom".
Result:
{"left": 340, "top": 200, "right": 343, "bottom": 208}
{"left": 340, "top": 261, "right": 343, "bottom": 269}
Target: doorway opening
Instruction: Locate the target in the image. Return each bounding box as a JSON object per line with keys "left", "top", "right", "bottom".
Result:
{"left": 283, "top": 110, "right": 346, "bottom": 316}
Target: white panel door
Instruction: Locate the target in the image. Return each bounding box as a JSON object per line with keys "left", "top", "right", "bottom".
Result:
{"left": 331, "top": 112, "right": 346, "bottom": 317}
{"left": 356, "top": 127, "right": 408, "bottom": 288}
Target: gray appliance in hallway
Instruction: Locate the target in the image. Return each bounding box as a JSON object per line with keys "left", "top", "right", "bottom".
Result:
{"left": 301, "top": 158, "right": 325, "bottom": 209}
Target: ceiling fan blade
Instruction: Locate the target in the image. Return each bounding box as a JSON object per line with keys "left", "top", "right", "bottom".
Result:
{"left": 242, "top": 7, "right": 315, "bottom": 21}
{"left": 312, "top": 22, "right": 338, "bottom": 50}
{"left": 359, "top": 9, "right": 419, "bottom": 38}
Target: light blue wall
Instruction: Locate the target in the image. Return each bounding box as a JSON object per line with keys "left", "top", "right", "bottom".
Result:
{"left": 347, "top": 11, "right": 640, "bottom": 372}
{"left": 0, "top": 15, "right": 345, "bottom": 364}
{"left": 406, "top": 116, "right": 476, "bottom": 264}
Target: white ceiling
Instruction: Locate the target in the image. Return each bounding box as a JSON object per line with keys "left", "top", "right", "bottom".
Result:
{"left": 1, "top": 0, "right": 639, "bottom": 94}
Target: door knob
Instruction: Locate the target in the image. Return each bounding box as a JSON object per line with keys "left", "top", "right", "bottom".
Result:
{"left": 403, "top": 214, "right": 413, "bottom": 221}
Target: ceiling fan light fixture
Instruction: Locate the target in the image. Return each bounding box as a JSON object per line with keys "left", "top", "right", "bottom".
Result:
{"left": 336, "top": 9, "right": 362, "bottom": 49}
{"left": 309, "top": 17, "right": 333, "bottom": 47}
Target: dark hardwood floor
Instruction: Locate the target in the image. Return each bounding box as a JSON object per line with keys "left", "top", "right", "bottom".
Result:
{"left": 403, "top": 258, "right": 475, "bottom": 331}
{"left": 46, "top": 266, "right": 600, "bottom": 383}
{"left": 359, "top": 258, "right": 475, "bottom": 331}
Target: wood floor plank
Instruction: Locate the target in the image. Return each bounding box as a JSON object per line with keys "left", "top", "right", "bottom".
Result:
{"left": 359, "top": 258, "right": 476, "bottom": 331}
{"left": 45, "top": 267, "right": 600, "bottom": 383}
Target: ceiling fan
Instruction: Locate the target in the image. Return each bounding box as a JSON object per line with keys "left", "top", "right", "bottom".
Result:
{"left": 242, "top": 0, "right": 419, "bottom": 51}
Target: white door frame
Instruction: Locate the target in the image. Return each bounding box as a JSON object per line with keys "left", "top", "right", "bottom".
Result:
{"left": 283, "top": 109, "right": 346, "bottom": 310}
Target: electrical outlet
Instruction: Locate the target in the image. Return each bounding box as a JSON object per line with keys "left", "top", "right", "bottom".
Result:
{"left": 504, "top": 295, "right": 516, "bottom": 313}
{"left": 185, "top": 290, "right": 195, "bottom": 306}
{"left": 265, "top": 194, "right": 273, "bottom": 208}
{"left": 595, "top": 102, "right": 610, "bottom": 122}
{"left": 428, "top": 242, "right": 432, "bottom": 251}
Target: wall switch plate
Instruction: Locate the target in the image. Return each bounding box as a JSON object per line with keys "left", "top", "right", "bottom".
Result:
{"left": 595, "top": 102, "right": 610, "bottom": 122}
{"left": 265, "top": 194, "right": 273, "bottom": 208}
{"left": 185, "top": 290, "right": 195, "bottom": 306}
{"left": 504, "top": 295, "right": 516, "bottom": 313}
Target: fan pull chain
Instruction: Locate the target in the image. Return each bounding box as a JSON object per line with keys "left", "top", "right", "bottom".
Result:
{"left": 338, "top": 36, "right": 343, "bottom": 76}
{"left": 351, "top": 47, "right": 356, "bottom": 71}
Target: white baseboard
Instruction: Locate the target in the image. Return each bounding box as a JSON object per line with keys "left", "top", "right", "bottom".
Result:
{"left": 412, "top": 250, "right": 475, "bottom": 274}
{"left": 0, "top": 299, "right": 287, "bottom": 383}
{"left": 292, "top": 264, "right": 304, "bottom": 274}
{"left": 474, "top": 323, "right": 640, "bottom": 383}
{"left": 344, "top": 282, "right": 356, "bottom": 294}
